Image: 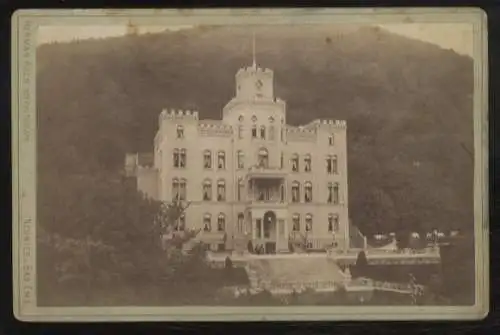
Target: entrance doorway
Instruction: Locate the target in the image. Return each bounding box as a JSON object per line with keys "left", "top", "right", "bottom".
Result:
{"left": 263, "top": 210, "right": 277, "bottom": 239}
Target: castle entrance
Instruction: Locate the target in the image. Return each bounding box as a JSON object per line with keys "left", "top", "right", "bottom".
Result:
{"left": 263, "top": 210, "right": 277, "bottom": 254}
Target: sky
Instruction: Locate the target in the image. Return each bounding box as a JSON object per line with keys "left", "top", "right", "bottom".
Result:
{"left": 37, "top": 23, "right": 474, "bottom": 57}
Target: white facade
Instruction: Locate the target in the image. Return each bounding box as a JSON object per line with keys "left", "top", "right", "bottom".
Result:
{"left": 126, "top": 62, "right": 350, "bottom": 254}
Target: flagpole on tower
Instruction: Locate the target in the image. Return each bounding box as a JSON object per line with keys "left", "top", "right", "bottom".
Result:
{"left": 252, "top": 30, "right": 256, "bottom": 68}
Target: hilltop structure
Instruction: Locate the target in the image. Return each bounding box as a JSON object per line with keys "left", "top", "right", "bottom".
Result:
{"left": 125, "top": 56, "right": 351, "bottom": 254}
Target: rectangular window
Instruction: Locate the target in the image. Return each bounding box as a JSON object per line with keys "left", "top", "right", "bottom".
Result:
{"left": 252, "top": 126, "right": 257, "bottom": 138}
{"left": 304, "top": 156, "right": 312, "bottom": 172}
{"left": 333, "top": 184, "right": 339, "bottom": 204}
{"left": 329, "top": 135, "right": 334, "bottom": 146}
{"left": 218, "top": 152, "right": 226, "bottom": 169}
{"left": 305, "top": 216, "right": 313, "bottom": 232}
{"left": 203, "top": 183, "right": 212, "bottom": 201}
{"left": 179, "top": 180, "right": 187, "bottom": 200}
{"left": 291, "top": 183, "right": 300, "bottom": 203}
{"left": 172, "top": 180, "right": 179, "bottom": 201}
{"left": 203, "top": 151, "right": 212, "bottom": 169}
{"left": 326, "top": 156, "right": 338, "bottom": 174}
{"left": 304, "top": 183, "right": 312, "bottom": 203}
{"left": 217, "top": 183, "right": 226, "bottom": 201}
{"left": 237, "top": 152, "right": 244, "bottom": 169}
{"left": 173, "top": 151, "right": 179, "bottom": 168}
{"left": 177, "top": 125, "right": 184, "bottom": 139}
{"left": 292, "top": 215, "right": 300, "bottom": 231}
{"left": 291, "top": 156, "right": 299, "bottom": 172}
{"left": 203, "top": 216, "right": 211, "bottom": 231}
{"left": 179, "top": 149, "right": 186, "bottom": 168}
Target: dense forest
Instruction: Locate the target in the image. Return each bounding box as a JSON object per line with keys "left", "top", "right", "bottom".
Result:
{"left": 35, "top": 25, "right": 475, "bottom": 305}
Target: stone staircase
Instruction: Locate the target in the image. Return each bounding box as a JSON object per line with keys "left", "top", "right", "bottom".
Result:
{"left": 244, "top": 256, "right": 345, "bottom": 292}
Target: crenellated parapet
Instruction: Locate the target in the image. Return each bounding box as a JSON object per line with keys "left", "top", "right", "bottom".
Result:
{"left": 286, "top": 125, "right": 317, "bottom": 142}
{"left": 236, "top": 66, "right": 274, "bottom": 77}
{"left": 198, "top": 122, "right": 234, "bottom": 137}
{"left": 309, "top": 119, "right": 347, "bottom": 129}
{"left": 159, "top": 108, "right": 199, "bottom": 124}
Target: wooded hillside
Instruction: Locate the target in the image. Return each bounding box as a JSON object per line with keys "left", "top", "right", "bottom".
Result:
{"left": 36, "top": 24, "right": 474, "bottom": 236}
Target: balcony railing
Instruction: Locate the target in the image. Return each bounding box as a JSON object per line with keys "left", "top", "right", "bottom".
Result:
{"left": 247, "top": 164, "right": 288, "bottom": 179}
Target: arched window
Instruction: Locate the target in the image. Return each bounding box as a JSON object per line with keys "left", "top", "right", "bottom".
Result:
{"left": 203, "top": 213, "right": 211, "bottom": 232}
{"left": 328, "top": 134, "right": 334, "bottom": 146}
{"left": 217, "top": 213, "right": 226, "bottom": 232}
{"left": 176, "top": 125, "right": 184, "bottom": 139}
{"left": 333, "top": 183, "right": 339, "bottom": 204}
{"left": 292, "top": 214, "right": 300, "bottom": 231}
{"left": 326, "top": 155, "right": 338, "bottom": 174}
{"left": 252, "top": 125, "right": 257, "bottom": 138}
{"left": 328, "top": 214, "right": 339, "bottom": 232}
{"left": 217, "top": 151, "right": 225, "bottom": 169}
{"left": 217, "top": 179, "right": 226, "bottom": 201}
{"left": 332, "top": 155, "right": 338, "bottom": 174}
{"left": 237, "top": 150, "right": 244, "bottom": 169}
{"left": 237, "top": 178, "right": 244, "bottom": 201}
{"left": 252, "top": 115, "right": 257, "bottom": 122}
{"left": 305, "top": 213, "right": 313, "bottom": 232}
{"left": 327, "top": 182, "right": 339, "bottom": 204}
{"left": 203, "top": 150, "right": 212, "bottom": 169}
{"left": 179, "top": 149, "right": 186, "bottom": 168}
{"left": 237, "top": 213, "right": 245, "bottom": 233}
{"left": 304, "top": 181, "right": 313, "bottom": 203}
{"left": 173, "top": 149, "right": 179, "bottom": 168}
{"left": 202, "top": 179, "right": 212, "bottom": 201}
{"left": 260, "top": 125, "right": 266, "bottom": 139}
{"left": 291, "top": 181, "right": 300, "bottom": 203}
{"left": 291, "top": 153, "right": 299, "bottom": 172}
{"left": 172, "top": 178, "right": 179, "bottom": 201}
{"left": 258, "top": 148, "right": 269, "bottom": 168}
{"left": 179, "top": 178, "right": 187, "bottom": 200}
{"left": 304, "top": 154, "right": 312, "bottom": 172}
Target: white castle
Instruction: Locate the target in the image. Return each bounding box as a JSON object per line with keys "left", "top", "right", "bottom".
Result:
{"left": 125, "top": 53, "right": 351, "bottom": 255}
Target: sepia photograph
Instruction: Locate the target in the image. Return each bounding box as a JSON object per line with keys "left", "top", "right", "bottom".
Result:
{"left": 12, "top": 8, "right": 488, "bottom": 321}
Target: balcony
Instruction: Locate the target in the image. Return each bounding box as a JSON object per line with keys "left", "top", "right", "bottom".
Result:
{"left": 247, "top": 200, "right": 288, "bottom": 211}
{"left": 247, "top": 164, "right": 288, "bottom": 180}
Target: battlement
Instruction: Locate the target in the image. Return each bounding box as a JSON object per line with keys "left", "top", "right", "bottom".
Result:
{"left": 286, "top": 125, "right": 317, "bottom": 135}
{"left": 198, "top": 122, "right": 234, "bottom": 137}
{"left": 236, "top": 66, "right": 273, "bottom": 76}
{"left": 159, "top": 108, "right": 200, "bottom": 122}
{"left": 286, "top": 126, "right": 317, "bottom": 142}
{"left": 309, "top": 119, "right": 347, "bottom": 129}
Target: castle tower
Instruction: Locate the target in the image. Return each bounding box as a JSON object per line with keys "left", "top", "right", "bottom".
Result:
{"left": 234, "top": 33, "right": 274, "bottom": 101}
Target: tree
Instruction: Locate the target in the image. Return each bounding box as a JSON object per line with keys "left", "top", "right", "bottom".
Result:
{"left": 37, "top": 172, "right": 199, "bottom": 305}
